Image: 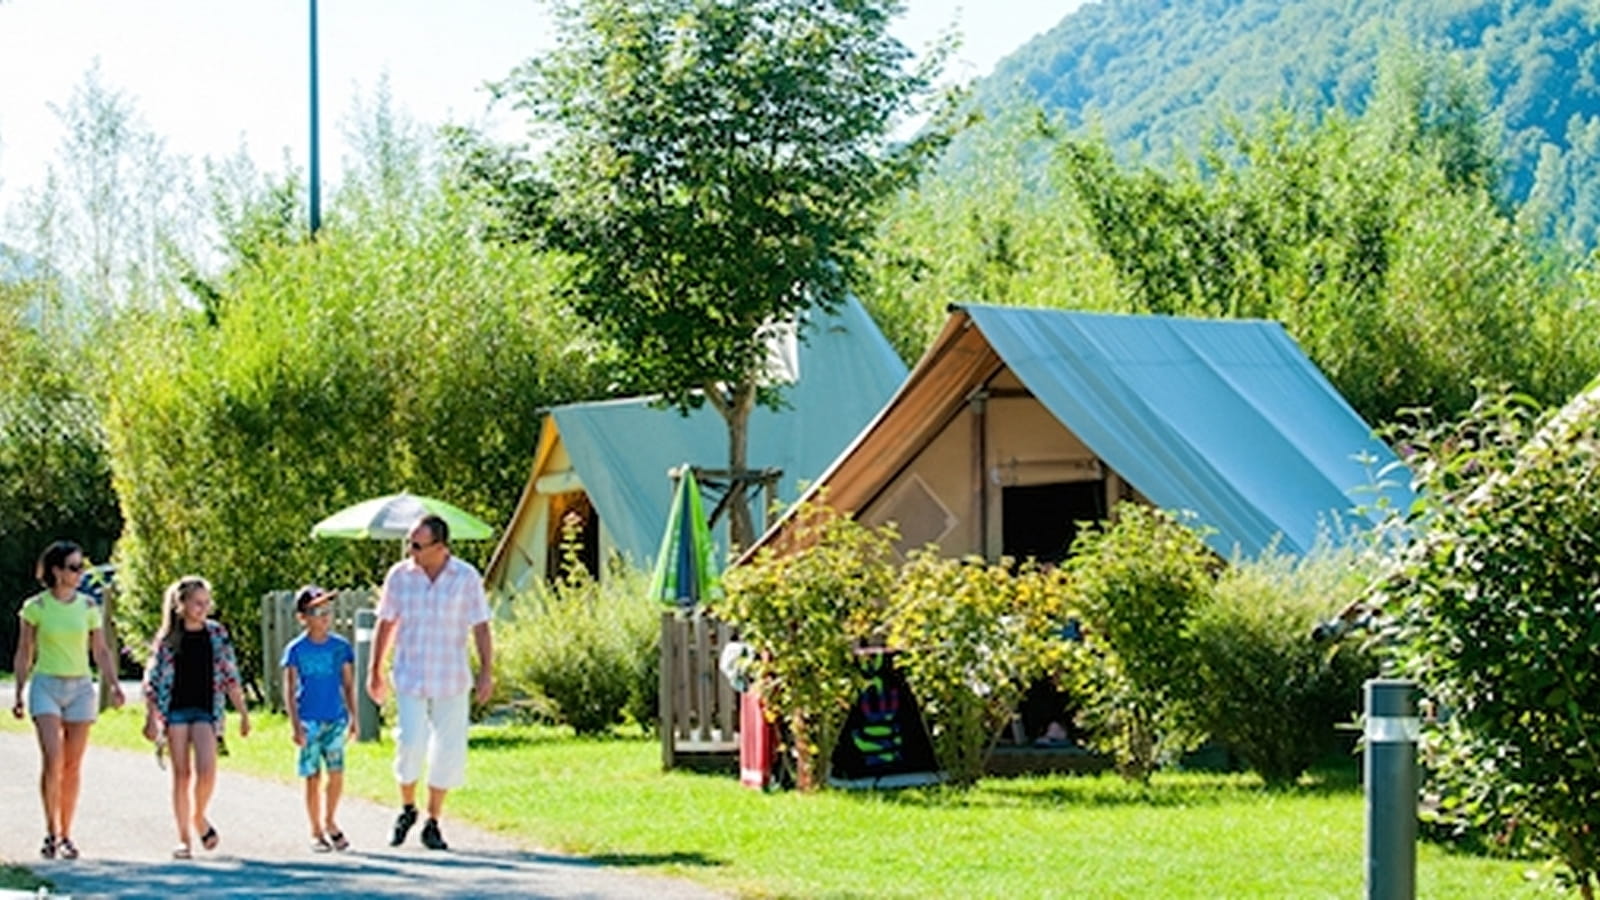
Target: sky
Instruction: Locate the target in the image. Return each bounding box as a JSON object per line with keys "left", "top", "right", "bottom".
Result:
{"left": 0, "top": 0, "right": 1086, "bottom": 217}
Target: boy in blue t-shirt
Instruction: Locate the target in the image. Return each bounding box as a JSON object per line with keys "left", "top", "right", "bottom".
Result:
{"left": 281, "top": 585, "right": 357, "bottom": 852}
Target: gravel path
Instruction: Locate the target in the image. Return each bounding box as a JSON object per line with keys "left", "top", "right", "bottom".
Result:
{"left": 0, "top": 724, "right": 726, "bottom": 899}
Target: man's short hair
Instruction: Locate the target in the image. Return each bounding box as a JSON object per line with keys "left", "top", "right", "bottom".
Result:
{"left": 417, "top": 513, "right": 449, "bottom": 545}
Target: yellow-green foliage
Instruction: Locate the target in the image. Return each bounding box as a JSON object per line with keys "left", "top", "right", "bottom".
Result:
{"left": 494, "top": 559, "right": 657, "bottom": 735}
{"left": 0, "top": 280, "right": 121, "bottom": 613}
{"left": 865, "top": 87, "right": 1600, "bottom": 427}
{"left": 1380, "top": 385, "right": 1600, "bottom": 892}
{"left": 716, "top": 502, "right": 898, "bottom": 791}
{"left": 886, "top": 551, "right": 1073, "bottom": 786}
{"left": 1191, "top": 544, "right": 1378, "bottom": 786}
{"left": 104, "top": 195, "right": 606, "bottom": 684}
{"left": 1062, "top": 504, "right": 1216, "bottom": 781}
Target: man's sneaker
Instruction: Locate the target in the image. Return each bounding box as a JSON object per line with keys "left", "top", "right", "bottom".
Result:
{"left": 390, "top": 807, "right": 418, "bottom": 847}
{"left": 420, "top": 818, "right": 449, "bottom": 851}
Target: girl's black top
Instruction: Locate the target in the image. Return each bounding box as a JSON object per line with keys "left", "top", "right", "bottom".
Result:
{"left": 172, "top": 626, "right": 213, "bottom": 712}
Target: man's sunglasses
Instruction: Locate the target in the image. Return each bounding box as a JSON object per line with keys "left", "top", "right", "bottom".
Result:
{"left": 409, "top": 540, "right": 437, "bottom": 552}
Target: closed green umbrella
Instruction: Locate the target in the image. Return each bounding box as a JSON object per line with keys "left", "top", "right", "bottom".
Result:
{"left": 310, "top": 492, "right": 494, "bottom": 541}
{"left": 648, "top": 468, "right": 720, "bottom": 608}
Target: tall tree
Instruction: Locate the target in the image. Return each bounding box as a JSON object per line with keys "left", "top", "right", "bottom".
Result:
{"left": 6, "top": 63, "right": 202, "bottom": 313}
{"left": 498, "top": 0, "right": 953, "bottom": 548}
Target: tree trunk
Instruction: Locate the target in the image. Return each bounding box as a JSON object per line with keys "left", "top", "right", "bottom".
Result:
{"left": 723, "top": 378, "right": 758, "bottom": 552}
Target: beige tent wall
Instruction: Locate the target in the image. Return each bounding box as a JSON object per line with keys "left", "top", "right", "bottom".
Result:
{"left": 862, "top": 402, "right": 978, "bottom": 557}
{"left": 860, "top": 366, "right": 1113, "bottom": 560}
{"left": 502, "top": 493, "right": 552, "bottom": 594}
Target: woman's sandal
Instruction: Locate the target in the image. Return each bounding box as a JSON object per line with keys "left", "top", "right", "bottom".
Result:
{"left": 328, "top": 831, "right": 349, "bottom": 852}
{"left": 311, "top": 835, "right": 333, "bottom": 853}
{"left": 172, "top": 844, "right": 192, "bottom": 860}
{"left": 199, "top": 823, "right": 219, "bottom": 851}
{"left": 40, "top": 834, "right": 56, "bottom": 860}
{"left": 56, "top": 837, "right": 79, "bottom": 860}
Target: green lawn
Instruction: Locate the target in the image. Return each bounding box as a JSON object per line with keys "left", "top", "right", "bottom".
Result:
{"left": 0, "top": 704, "right": 1555, "bottom": 898}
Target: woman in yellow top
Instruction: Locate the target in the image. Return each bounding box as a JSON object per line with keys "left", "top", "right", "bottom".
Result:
{"left": 10, "top": 540, "right": 125, "bottom": 860}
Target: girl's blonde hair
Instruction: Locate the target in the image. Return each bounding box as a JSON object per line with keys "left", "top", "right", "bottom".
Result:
{"left": 155, "top": 575, "right": 211, "bottom": 651}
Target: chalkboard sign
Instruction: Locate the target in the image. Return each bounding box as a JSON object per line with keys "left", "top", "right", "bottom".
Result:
{"left": 830, "top": 652, "right": 940, "bottom": 786}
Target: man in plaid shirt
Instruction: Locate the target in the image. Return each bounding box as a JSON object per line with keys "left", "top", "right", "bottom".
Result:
{"left": 366, "top": 514, "right": 494, "bottom": 851}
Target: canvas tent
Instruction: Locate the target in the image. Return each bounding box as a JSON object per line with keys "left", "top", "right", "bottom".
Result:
{"left": 744, "top": 304, "right": 1413, "bottom": 564}
{"left": 485, "top": 296, "right": 908, "bottom": 593}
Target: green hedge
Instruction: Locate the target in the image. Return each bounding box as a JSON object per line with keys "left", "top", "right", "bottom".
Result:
{"left": 104, "top": 195, "right": 606, "bottom": 686}
{"left": 493, "top": 558, "right": 659, "bottom": 735}
{"left": 1190, "top": 546, "right": 1377, "bottom": 787}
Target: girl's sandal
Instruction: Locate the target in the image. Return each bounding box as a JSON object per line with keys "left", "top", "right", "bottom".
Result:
{"left": 40, "top": 835, "right": 57, "bottom": 860}
{"left": 199, "top": 823, "right": 219, "bottom": 851}
{"left": 172, "top": 844, "right": 192, "bottom": 860}
{"left": 56, "top": 838, "right": 79, "bottom": 860}
{"left": 311, "top": 835, "right": 333, "bottom": 853}
{"left": 328, "top": 831, "right": 349, "bottom": 852}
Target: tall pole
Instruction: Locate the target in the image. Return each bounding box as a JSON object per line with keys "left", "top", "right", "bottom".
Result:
{"left": 1364, "top": 678, "right": 1418, "bottom": 900}
{"left": 309, "top": 0, "right": 322, "bottom": 236}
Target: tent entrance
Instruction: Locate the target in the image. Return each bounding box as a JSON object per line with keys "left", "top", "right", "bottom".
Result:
{"left": 546, "top": 491, "right": 601, "bottom": 580}
{"left": 1001, "top": 479, "right": 1106, "bottom": 565}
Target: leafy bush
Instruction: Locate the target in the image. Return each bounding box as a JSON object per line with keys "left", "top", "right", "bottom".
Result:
{"left": 1190, "top": 545, "right": 1379, "bottom": 787}
{"left": 494, "top": 558, "right": 657, "bottom": 735}
{"left": 1378, "top": 385, "right": 1600, "bottom": 895}
{"left": 0, "top": 280, "right": 122, "bottom": 666}
{"left": 716, "top": 502, "right": 898, "bottom": 791}
{"left": 1061, "top": 504, "right": 1214, "bottom": 781}
{"left": 886, "top": 552, "right": 1073, "bottom": 786}
{"left": 104, "top": 178, "right": 606, "bottom": 684}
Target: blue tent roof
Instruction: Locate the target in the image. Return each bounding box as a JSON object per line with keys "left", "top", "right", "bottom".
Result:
{"left": 963, "top": 305, "right": 1410, "bottom": 557}
{"left": 749, "top": 305, "right": 1412, "bottom": 562}
{"left": 506, "top": 296, "right": 908, "bottom": 571}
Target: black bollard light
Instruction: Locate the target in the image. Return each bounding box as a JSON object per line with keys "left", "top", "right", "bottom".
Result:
{"left": 1364, "top": 678, "right": 1419, "bottom": 900}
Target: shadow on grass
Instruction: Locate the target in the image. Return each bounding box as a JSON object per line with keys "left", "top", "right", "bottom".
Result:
{"left": 588, "top": 850, "right": 725, "bottom": 868}
{"left": 839, "top": 755, "right": 1362, "bottom": 811}
{"left": 36, "top": 847, "right": 725, "bottom": 899}
{"left": 467, "top": 730, "right": 546, "bottom": 751}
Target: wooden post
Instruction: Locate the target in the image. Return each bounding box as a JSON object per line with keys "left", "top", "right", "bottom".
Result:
{"left": 260, "top": 593, "right": 278, "bottom": 710}
{"left": 659, "top": 611, "right": 677, "bottom": 770}
{"left": 689, "top": 613, "right": 710, "bottom": 742}
{"left": 98, "top": 588, "right": 120, "bottom": 711}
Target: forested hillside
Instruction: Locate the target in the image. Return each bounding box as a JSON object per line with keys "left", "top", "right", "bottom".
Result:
{"left": 964, "top": 0, "right": 1600, "bottom": 249}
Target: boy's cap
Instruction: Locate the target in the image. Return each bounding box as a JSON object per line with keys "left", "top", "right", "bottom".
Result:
{"left": 294, "top": 584, "right": 338, "bottom": 613}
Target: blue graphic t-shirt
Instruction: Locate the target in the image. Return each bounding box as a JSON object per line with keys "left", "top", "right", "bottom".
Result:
{"left": 280, "top": 632, "right": 354, "bottom": 723}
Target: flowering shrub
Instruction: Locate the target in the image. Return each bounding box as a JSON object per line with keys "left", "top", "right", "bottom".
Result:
{"left": 886, "top": 552, "right": 1073, "bottom": 785}
{"left": 1061, "top": 504, "right": 1214, "bottom": 781}
{"left": 716, "top": 502, "right": 898, "bottom": 791}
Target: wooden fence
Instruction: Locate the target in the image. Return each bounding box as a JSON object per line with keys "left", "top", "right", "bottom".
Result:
{"left": 659, "top": 611, "right": 739, "bottom": 769}
{"left": 258, "top": 587, "right": 377, "bottom": 711}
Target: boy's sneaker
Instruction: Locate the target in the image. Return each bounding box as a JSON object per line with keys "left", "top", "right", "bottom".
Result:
{"left": 420, "top": 818, "right": 449, "bottom": 851}
{"left": 390, "top": 806, "right": 418, "bottom": 846}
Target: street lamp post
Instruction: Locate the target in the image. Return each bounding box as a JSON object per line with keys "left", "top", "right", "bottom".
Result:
{"left": 309, "top": 0, "right": 322, "bottom": 236}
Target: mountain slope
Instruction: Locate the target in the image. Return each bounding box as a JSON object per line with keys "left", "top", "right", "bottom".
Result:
{"left": 962, "top": 0, "right": 1600, "bottom": 245}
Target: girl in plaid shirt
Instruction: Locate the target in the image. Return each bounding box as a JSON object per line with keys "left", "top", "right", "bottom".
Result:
{"left": 142, "top": 576, "right": 251, "bottom": 859}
